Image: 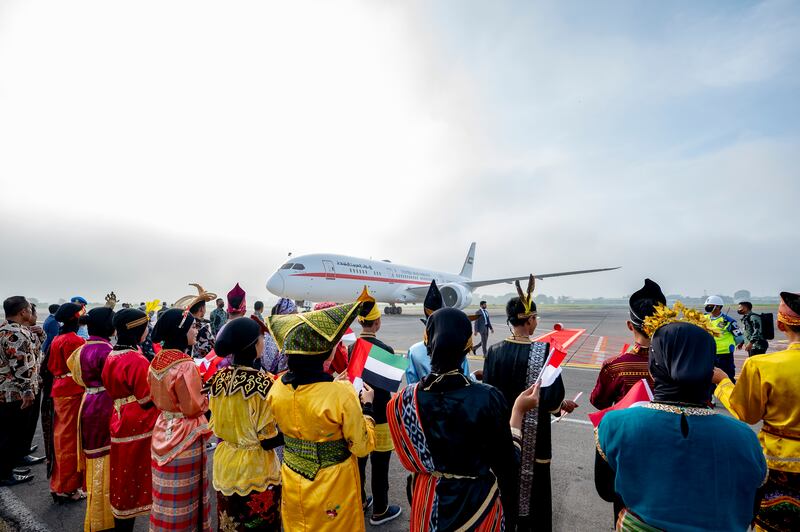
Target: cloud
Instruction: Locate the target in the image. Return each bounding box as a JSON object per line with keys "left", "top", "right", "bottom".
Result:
{"left": 1, "top": 0, "right": 798, "bottom": 302}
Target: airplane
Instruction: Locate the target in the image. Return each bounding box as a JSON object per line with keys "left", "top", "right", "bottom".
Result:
{"left": 265, "top": 243, "right": 619, "bottom": 314}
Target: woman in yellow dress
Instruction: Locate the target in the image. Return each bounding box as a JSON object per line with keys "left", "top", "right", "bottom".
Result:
{"left": 266, "top": 290, "right": 377, "bottom": 531}
{"left": 209, "top": 317, "right": 283, "bottom": 531}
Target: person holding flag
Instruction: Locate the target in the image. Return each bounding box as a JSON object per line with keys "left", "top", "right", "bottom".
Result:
{"left": 483, "top": 275, "right": 577, "bottom": 531}
{"left": 265, "top": 288, "right": 379, "bottom": 532}
{"left": 595, "top": 302, "right": 766, "bottom": 531}
{"left": 347, "top": 300, "right": 403, "bottom": 525}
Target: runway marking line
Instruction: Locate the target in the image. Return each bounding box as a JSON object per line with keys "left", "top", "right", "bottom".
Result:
{"left": 565, "top": 362, "right": 601, "bottom": 369}
{"left": 551, "top": 417, "right": 593, "bottom": 427}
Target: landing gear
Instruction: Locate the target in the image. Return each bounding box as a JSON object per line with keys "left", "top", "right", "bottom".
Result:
{"left": 383, "top": 305, "right": 403, "bottom": 315}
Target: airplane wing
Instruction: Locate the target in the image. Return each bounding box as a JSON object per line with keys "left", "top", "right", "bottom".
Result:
{"left": 464, "top": 267, "right": 620, "bottom": 289}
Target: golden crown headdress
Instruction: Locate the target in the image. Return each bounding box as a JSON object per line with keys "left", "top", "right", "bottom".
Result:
{"left": 642, "top": 301, "right": 720, "bottom": 338}
{"left": 515, "top": 274, "right": 536, "bottom": 319}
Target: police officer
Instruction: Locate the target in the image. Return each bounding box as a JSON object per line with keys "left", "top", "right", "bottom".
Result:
{"left": 704, "top": 295, "right": 744, "bottom": 381}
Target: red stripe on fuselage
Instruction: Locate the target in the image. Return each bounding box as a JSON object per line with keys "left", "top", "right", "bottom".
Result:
{"left": 289, "top": 272, "right": 431, "bottom": 285}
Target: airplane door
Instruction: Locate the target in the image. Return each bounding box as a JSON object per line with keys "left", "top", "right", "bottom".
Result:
{"left": 322, "top": 260, "right": 336, "bottom": 280}
{"left": 387, "top": 267, "right": 396, "bottom": 284}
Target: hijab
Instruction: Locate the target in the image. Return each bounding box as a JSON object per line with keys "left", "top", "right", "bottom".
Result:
{"left": 282, "top": 353, "right": 333, "bottom": 387}
{"left": 426, "top": 308, "right": 473, "bottom": 374}
{"left": 215, "top": 317, "right": 261, "bottom": 365}
{"left": 649, "top": 322, "right": 716, "bottom": 406}
{"left": 54, "top": 302, "right": 83, "bottom": 334}
{"left": 81, "top": 307, "right": 115, "bottom": 340}
{"left": 113, "top": 308, "right": 149, "bottom": 347}
{"left": 152, "top": 308, "right": 195, "bottom": 352}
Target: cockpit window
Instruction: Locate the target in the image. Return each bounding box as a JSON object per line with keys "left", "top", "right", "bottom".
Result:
{"left": 292, "top": 263, "right": 306, "bottom": 270}
{"left": 280, "top": 263, "right": 294, "bottom": 270}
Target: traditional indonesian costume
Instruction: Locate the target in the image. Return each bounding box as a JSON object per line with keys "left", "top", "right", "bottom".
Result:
{"left": 596, "top": 404, "right": 766, "bottom": 531}
{"left": 388, "top": 376, "right": 516, "bottom": 531}
{"left": 715, "top": 342, "right": 800, "bottom": 531}
{"left": 68, "top": 337, "right": 114, "bottom": 531}
{"left": 590, "top": 345, "right": 652, "bottom": 410}
{"left": 148, "top": 348, "right": 211, "bottom": 531}
{"left": 102, "top": 347, "right": 158, "bottom": 518}
{"left": 483, "top": 338, "right": 565, "bottom": 531}
{"left": 48, "top": 331, "right": 85, "bottom": 495}
{"left": 209, "top": 366, "right": 281, "bottom": 531}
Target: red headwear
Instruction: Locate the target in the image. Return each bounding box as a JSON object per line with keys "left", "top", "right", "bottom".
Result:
{"left": 778, "top": 291, "right": 800, "bottom": 327}
{"left": 227, "top": 283, "right": 247, "bottom": 315}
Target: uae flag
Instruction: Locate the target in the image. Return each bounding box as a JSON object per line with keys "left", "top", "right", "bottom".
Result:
{"left": 347, "top": 338, "right": 406, "bottom": 393}
{"left": 588, "top": 379, "right": 654, "bottom": 428}
{"left": 536, "top": 344, "right": 568, "bottom": 387}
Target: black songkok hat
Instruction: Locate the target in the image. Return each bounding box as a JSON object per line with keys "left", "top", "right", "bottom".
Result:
{"left": 54, "top": 302, "right": 83, "bottom": 323}
{"left": 215, "top": 317, "right": 261, "bottom": 358}
{"left": 81, "top": 307, "right": 115, "bottom": 339}
{"left": 421, "top": 281, "right": 444, "bottom": 324}
{"left": 113, "top": 308, "right": 149, "bottom": 346}
{"left": 152, "top": 308, "right": 195, "bottom": 350}
{"left": 629, "top": 279, "right": 666, "bottom": 330}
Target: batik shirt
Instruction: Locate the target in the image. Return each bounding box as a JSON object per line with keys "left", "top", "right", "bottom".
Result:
{"left": 191, "top": 320, "right": 215, "bottom": 358}
{"left": 210, "top": 308, "right": 227, "bottom": 336}
{"left": 0, "top": 320, "right": 45, "bottom": 402}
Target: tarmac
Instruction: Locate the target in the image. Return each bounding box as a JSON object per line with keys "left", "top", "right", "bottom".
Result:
{"left": 1, "top": 305, "right": 786, "bottom": 531}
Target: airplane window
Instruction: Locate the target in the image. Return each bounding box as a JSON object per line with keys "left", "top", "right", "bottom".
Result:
{"left": 280, "top": 263, "right": 294, "bottom": 270}
{"left": 292, "top": 264, "right": 306, "bottom": 270}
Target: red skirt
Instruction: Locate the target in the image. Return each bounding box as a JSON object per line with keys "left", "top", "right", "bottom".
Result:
{"left": 50, "top": 395, "right": 83, "bottom": 494}
{"left": 150, "top": 437, "right": 210, "bottom": 531}
{"left": 109, "top": 431, "right": 153, "bottom": 518}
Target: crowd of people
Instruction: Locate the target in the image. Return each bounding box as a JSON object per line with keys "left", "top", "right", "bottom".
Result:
{"left": 0, "top": 278, "right": 798, "bottom": 532}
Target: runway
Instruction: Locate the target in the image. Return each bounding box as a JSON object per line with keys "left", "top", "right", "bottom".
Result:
{"left": 2, "top": 305, "right": 779, "bottom": 531}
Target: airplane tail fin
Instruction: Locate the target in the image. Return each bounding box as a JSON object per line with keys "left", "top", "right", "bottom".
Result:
{"left": 459, "top": 242, "right": 476, "bottom": 279}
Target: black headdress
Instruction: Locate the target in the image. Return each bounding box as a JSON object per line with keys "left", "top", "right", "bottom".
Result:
{"left": 113, "top": 308, "right": 149, "bottom": 347}
{"left": 80, "top": 307, "right": 115, "bottom": 339}
{"left": 152, "top": 308, "right": 195, "bottom": 352}
{"left": 629, "top": 279, "right": 666, "bottom": 330}
{"left": 420, "top": 281, "right": 444, "bottom": 325}
{"left": 215, "top": 317, "right": 261, "bottom": 364}
{"left": 426, "top": 308, "right": 473, "bottom": 374}
{"left": 649, "top": 322, "right": 715, "bottom": 406}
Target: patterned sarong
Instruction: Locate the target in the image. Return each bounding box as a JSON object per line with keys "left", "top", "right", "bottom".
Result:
{"left": 216, "top": 485, "right": 281, "bottom": 532}
{"left": 84, "top": 455, "right": 114, "bottom": 532}
{"left": 616, "top": 508, "right": 664, "bottom": 531}
{"left": 51, "top": 395, "right": 83, "bottom": 494}
{"left": 755, "top": 469, "right": 800, "bottom": 532}
{"left": 518, "top": 341, "right": 547, "bottom": 518}
{"left": 387, "top": 383, "right": 504, "bottom": 532}
{"left": 150, "top": 437, "right": 210, "bottom": 531}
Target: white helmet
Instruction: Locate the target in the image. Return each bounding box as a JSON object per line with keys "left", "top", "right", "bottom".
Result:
{"left": 704, "top": 295, "right": 724, "bottom": 307}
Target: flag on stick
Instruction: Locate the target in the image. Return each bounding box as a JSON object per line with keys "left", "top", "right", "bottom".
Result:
{"left": 537, "top": 344, "right": 568, "bottom": 387}
{"left": 587, "top": 379, "right": 653, "bottom": 428}
{"left": 347, "top": 338, "right": 406, "bottom": 392}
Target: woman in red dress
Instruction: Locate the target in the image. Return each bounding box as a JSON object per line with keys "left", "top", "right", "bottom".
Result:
{"left": 101, "top": 309, "right": 158, "bottom": 532}
{"left": 48, "top": 302, "right": 86, "bottom": 503}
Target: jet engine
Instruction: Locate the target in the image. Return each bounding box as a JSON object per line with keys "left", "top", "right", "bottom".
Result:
{"left": 439, "top": 283, "right": 473, "bottom": 310}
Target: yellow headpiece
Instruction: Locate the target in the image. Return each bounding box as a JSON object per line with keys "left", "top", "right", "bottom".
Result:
{"left": 515, "top": 274, "right": 536, "bottom": 319}
{"left": 642, "top": 301, "right": 720, "bottom": 339}
{"left": 358, "top": 298, "right": 382, "bottom": 322}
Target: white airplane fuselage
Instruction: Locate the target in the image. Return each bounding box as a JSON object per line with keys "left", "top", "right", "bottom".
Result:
{"left": 266, "top": 253, "right": 469, "bottom": 307}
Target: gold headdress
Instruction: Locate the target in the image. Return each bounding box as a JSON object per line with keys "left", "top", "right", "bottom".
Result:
{"left": 642, "top": 301, "right": 720, "bottom": 338}
{"left": 515, "top": 274, "right": 537, "bottom": 319}
{"left": 173, "top": 283, "right": 218, "bottom": 311}
{"left": 104, "top": 292, "right": 117, "bottom": 309}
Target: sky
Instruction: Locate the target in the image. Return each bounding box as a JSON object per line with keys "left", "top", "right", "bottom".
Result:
{"left": 1, "top": 0, "right": 798, "bottom": 305}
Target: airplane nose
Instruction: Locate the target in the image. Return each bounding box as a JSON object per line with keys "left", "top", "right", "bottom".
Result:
{"left": 266, "top": 272, "right": 285, "bottom": 296}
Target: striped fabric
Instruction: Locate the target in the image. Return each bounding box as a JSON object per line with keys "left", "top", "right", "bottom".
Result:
{"left": 616, "top": 509, "right": 664, "bottom": 532}
{"left": 150, "top": 438, "right": 210, "bottom": 531}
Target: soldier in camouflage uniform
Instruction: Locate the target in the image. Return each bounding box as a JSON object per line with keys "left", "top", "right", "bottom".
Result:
{"left": 738, "top": 301, "right": 769, "bottom": 356}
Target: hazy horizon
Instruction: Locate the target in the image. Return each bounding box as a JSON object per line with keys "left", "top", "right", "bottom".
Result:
{"left": 2, "top": 1, "right": 798, "bottom": 303}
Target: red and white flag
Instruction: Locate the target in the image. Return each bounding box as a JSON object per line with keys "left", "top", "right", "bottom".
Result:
{"left": 587, "top": 379, "right": 654, "bottom": 428}
{"left": 537, "top": 344, "right": 568, "bottom": 387}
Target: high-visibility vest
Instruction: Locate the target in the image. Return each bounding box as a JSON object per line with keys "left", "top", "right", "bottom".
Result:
{"left": 708, "top": 314, "right": 740, "bottom": 355}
